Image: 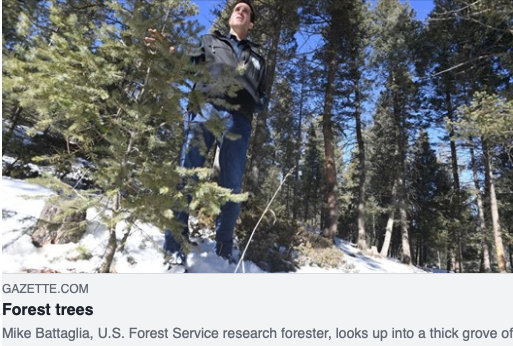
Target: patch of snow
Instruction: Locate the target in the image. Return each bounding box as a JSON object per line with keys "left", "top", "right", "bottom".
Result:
{"left": 1, "top": 177, "right": 263, "bottom": 273}
{"left": 334, "top": 239, "right": 427, "bottom": 273}
{"left": 2, "top": 177, "right": 428, "bottom": 274}
{"left": 3, "top": 155, "right": 56, "bottom": 176}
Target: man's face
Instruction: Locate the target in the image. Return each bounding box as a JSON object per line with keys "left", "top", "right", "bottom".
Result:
{"left": 228, "top": 2, "right": 254, "bottom": 34}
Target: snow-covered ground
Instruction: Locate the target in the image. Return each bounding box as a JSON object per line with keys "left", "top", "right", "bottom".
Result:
{"left": 2, "top": 177, "right": 426, "bottom": 274}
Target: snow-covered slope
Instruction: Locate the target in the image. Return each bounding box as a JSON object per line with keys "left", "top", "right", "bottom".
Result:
{"left": 2, "top": 177, "right": 425, "bottom": 274}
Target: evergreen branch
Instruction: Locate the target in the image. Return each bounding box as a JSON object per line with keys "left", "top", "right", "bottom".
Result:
{"left": 131, "top": 222, "right": 166, "bottom": 255}
{"left": 429, "top": 14, "right": 512, "bottom": 34}
{"left": 423, "top": 53, "right": 498, "bottom": 79}
{"left": 137, "top": 4, "right": 173, "bottom": 103}
{"left": 431, "top": 0, "right": 484, "bottom": 17}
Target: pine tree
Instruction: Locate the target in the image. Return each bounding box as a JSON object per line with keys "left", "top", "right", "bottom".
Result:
{"left": 453, "top": 92, "right": 513, "bottom": 272}
{"left": 371, "top": 0, "right": 421, "bottom": 264}
{"left": 302, "top": 0, "right": 353, "bottom": 239}
{"left": 423, "top": 0, "right": 469, "bottom": 271}
{"left": 367, "top": 93, "right": 398, "bottom": 257}
{"left": 409, "top": 130, "right": 454, "bottom": 267}
{"left": 301, "top": 123, "right": 325, "bottom": 226}
{"left": 338, "top": 0, "right": 372, "bottom": 250}
{"left": 3, "top": 0, "right": 248, "bottom": 272}
{"left": 2, "top": 0, "right": 50, "bottom": 158}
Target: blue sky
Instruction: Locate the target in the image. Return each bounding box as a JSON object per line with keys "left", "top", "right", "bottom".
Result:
{"left": 190, "top": 0, "right": 435, "bottom": 33}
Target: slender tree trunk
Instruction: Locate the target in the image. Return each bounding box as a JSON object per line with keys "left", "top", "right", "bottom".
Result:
{"left": 393, "top": 82, "right": 411, "bottom": 265}
{"left": 446, "top": 89, "right": 460, "bottom": 190}
{"left": 99, "top": 229, "right": 117, "bottom": 273}
{"left": 380, "top": 180, "right": 397, "bottom": 257}
{"left": 398, "top": 174, "right": 411, "bottom": 265}
{"left": 321, "top": 46, "right": 339, "bottom": 239}
{"left": 444, "top": 84, "right": 465, "bottom": 272}
{"left": 415, "top": 238, "right": 420, "bottom": 265}
{"left": 99, "top": 193, "right": 120, "bottom": 273}
{"left": 380, "top": 210, "right": 394, "bottom": 257}
{"left": 481, "top": 243, "right": 492, "bottom": 273}
{"left": 469, "top": 139, "right": 491, "bottom": 272}
{"left": 117, "top": 229, "right": 131, "bottom": 253}
{"left": 482, "top": 139, "right": 508, "bottom": 273}
{"left": 355, "top": 87, "right": 367, "bottom": 250}
{"left": 293, "top": 73, "right": 306, "bottom": 220}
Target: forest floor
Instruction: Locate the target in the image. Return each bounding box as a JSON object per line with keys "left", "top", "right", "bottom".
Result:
{"left": 2, "top": 176, "right": 430, "bottom": 274}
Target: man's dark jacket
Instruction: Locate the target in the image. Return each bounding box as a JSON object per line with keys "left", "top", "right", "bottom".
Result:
{"left": 189, "top": 30, "right": 266, "bottom": 120}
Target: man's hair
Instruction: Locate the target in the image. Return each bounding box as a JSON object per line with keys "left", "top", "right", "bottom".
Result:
{"left": 232, "top": 0, "right": 256, "bottom": 23}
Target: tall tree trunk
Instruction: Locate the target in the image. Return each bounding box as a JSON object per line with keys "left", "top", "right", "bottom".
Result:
{"left": 393, "top": 80, "right": 411, "bottom": 265}
{"left": 355, "top": 86, "right": 367, "bottom": 250}
{"left": 321, "top": 46, "right": 339, "bottom": 239}
{"left": 381, "top": 212, "right": 394, "bottom": 256}
{"left": 293, "top": 71, "right": 306, "bottom": 220}
{"left": 469, "top": 139, "right": 491, "bottom": 273}
{"left": 380, "top": 172, "right": 398, "bottom": 257}
{"left": 445, "top": 87, "right": 463, "bottom": 273}
{"left": 398, "top": 172, "right": 411, "bottom": 265}
{"left": 482, "top": 139, "right": 508, "bottom": 273}
{"left": 247, "top": 7, "right": 283, "bottom": 195}
{"left": 380, "top": 164, "right": 397, "bottom": 257}
{"left": 446, "top": 87, "right": 460, "bottom": 190}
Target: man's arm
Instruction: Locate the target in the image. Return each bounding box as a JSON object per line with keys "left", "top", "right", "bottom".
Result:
{"left": 145, "top": 28, "right": 205, "bottom": 66}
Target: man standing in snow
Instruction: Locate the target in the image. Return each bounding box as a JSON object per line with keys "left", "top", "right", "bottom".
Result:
{"left": 146, "top": 0, "right": 266, "bottom": 267}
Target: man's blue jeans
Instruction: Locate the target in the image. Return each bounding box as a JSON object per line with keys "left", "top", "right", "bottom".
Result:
{"left": 164, "top": 103, "right": 252, "bottom": 257}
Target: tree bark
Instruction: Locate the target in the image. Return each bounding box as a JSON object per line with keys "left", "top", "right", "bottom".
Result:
{"left": 445, "top": 79, "right": 463, "bottom": 273}
{"left": 445, "top": 87, "right": 460, "bottom": 190}
{"left": 380, "top": 208, "right": 395, "bottom": 257}
{"left": 293, "top": 65, "right": 306, "bottom": 220}
{"left": 482, "top": 139, "right": 508, "bottom": 273}
{"left": 99, "top": 193, "right": 120, "bottom": 273}
{"left": 469, "top": 139, "right": 491, "bottom": 273}
{"left": 321, "top": 46, "right": 339, "bottom": 239}
{"left": 445, "top": 83, "right": 464, "bottom": 272}
{"left": 355, "top": 86, "right": 367, "bottom": 250}
{"left": 398, "top": 174, "right": 411, "bottom": 265}
{"left": 99, "top": 228, "right": 117, "bottom": 273}
{"left": 380, "top": 165, "right": 398, "bottom": 257}
{"left": 392, "top": 76, "right": 411, "bottom": 265}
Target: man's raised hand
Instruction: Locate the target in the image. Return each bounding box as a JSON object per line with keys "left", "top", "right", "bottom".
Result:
{"left": 144, "top": 28, "right": 176, "bottom": 54}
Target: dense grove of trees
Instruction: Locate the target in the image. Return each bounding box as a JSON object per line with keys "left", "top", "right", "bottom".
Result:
{"left": 3, "top": 0, "right": 512, "bottom": 272}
